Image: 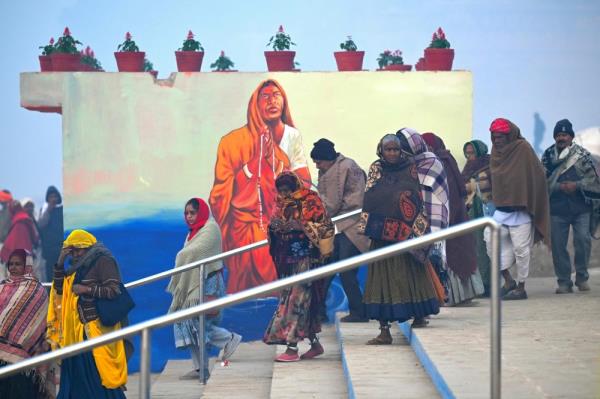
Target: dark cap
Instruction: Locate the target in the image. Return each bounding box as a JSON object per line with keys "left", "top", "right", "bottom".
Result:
{"left": 553, "top": 119, "right": 574, "bottom": 138}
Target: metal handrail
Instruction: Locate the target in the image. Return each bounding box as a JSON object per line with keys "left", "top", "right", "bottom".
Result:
{"left": 41, "top": 209, "right": 363, "bottom": 289}
{"left": 0, "top": 217, "right": 502, "bottom": 399}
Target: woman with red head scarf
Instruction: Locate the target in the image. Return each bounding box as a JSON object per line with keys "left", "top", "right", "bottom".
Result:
{"left": 0, "top": 201, "right": 39, "bottom": 280}
{"left": 167, "top": 198, "right": 242, "bottom": 380}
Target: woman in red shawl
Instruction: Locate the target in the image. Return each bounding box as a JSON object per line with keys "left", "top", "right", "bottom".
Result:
{"left": 0, "top": 201, "right": 39, "bottom": 277}
{"left": 263, "top": 172, "right": 334, "bottom": 362}
{"left": 422, "top": 133, "right": 484, "bottom": 305}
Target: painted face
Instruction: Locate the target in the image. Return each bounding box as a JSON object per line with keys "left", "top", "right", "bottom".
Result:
{"left": 555, "top": 132, "right": 573, "bottom": 152}
{"left": 185, "top": 204, "right": 198, "bottom": 225}
{"left": 382, "top": 141, "right": 402, "bottom": 164}
{"left": 464, "top": 144, "right": 476, "bottom": 161}
{"left": 491, "top": 132, "right": 508, "bottom": 150}
{"left": 7, "top": 255, "right": 26, "bottom": 276}
{"left": 258, "top": 84, "right": 284, "bottom": 122}
{"left": 313, "top": 159, "right": 335, "bottom": 173}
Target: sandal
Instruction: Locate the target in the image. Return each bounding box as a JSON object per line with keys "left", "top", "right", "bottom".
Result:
{"left": 500, "top": 280, "right": 517, "bottom": 297}
{"left": 366, "top": 324, "right": 392, "bottom": 345}
{"left": 411, "top": 318, "right": 429, "bottom": 328}
{"left": 503, "top": 289, "right": 527, "bottom": 300}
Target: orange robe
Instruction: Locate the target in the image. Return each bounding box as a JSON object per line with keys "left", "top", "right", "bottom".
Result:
{"left": 209, "top": 79, "right": 311, "bottom": 293}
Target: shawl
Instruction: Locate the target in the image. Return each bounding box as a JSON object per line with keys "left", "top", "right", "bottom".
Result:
{"left": 167, "top": 218, "right": 224, "bottom": 312}
{"left": 490, "top": 119, "right": 550, "bottom": 245}
{"left": 186, "top": 198, "right": 210, "bottom": 241}
{"left": 397, "top": 128, "right": 449, "bottom": 231}
{"left": 461, "top": 140, "right": 491, "bottom": 181}
{"left": 0, "top": 202, "right": 38, "bottom": 263}
{"left": 316, "top": 153, "right": 370, "bottom": 253}
{"left": 270, "top": 171, "right": 335, "bottom": 258}
{"left": 422, "top": 133, "right": 477, "bottom": 279}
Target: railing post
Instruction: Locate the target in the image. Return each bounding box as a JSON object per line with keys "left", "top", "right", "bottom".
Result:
{"left": 140, "top": 328, "right": 152, "bottom": 399}
{"left": 489, "top": 222, "right": 501, "bottom": 399}
{"left": 198, "top": 263, "right": 206, "bottom": 384}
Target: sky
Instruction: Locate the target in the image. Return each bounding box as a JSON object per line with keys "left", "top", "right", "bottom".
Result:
{"left": 1, "top": 0, "right": 599, "bottom": 207}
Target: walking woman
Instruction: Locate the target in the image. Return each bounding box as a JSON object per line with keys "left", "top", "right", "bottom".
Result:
{"left": 264, "top": 171, "right": 335, "bottom": 362}
{"left": 167, "top": 198, "right": 242, "bottom": 380}
{"left": 0, "top": 249, "right": 54, "bottom": 399}
{"left": 360, "top": 134, "right": 441, "bottom": 344}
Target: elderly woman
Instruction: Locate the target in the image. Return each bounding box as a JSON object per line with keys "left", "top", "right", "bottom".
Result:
{"left": 263, "top": 171, "right": 335, "bottom": 362}
{"left": 360, "top": 134, "right": 440, "bottom": 344}
{"left": 462, "top": 139, "right": 494, "bottom": 296}
{"left": 167, "top": 197, "right": 242, "bottom": 380}
{"left": 0, "top": 249, "right": 54, "bottom": 399}
{"left": 47, "top": 229, "right": 127, "bottom": 398}
{"left": 422, "top": 133, "right": 484, "bottom": 305}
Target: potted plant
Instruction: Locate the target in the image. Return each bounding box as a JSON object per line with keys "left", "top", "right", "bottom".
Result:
{"left": 424, "top": 27, "right": 454, "bottom": 71}
{"left": 38, "top": 37, "right": 55, "bottom": 72}
{"left": 415, "top": 57, "right": 428, "bottom": 71}
{"left": 264, "top": 25, "right": 296, "bottom": 72}
{"left": 211, "top": 51, "right": 236, "bottom": 72}
{"left": 334, "top": 36, "right": 365, "bottom": 71}
{"left": 144, "top": 58, "right": 158, "bottom": 78}
{"left": 376, "top": 50, "right": 412, "bottom": 71}
{"left": 175, "top": 30, "right": 204, "bottom": 72}
{"left": 50, "top": 27, "right": 82, "bottom": 71}
{"left": 114, "top": 32, "right": 145, "bottom": 72}
{"left": 80, "top": 46, "right": 103, "bottom": 71}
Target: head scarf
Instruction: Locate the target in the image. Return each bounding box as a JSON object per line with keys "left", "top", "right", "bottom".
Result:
{"left": 45, "top": 185, "right": 62, "bottom": 204}
{"left": 186, "top": 198, "right": 210, "bottom": 241}
{"left": 490, "top": 118, "right": 550, "bottom": 245}
{"left": 397, "top": 128, "right": 449, "bottom": 231}
{"left": 0, "top": 202, "right": 38, "bottom": 263}
{"left": 310, "top": 138, "right": 338, "bottom": 161}
{"left": 0, "top": 190, "right": 12, "bottom": 203}
{"left": 5, "top": 248, "right": 34, "bottom": 278}
{"left": 63, "top": 229, "right": 97, "bottom": 248}
{"left": 461, "top": 140, "right": 491, "bottom": 181}
{"left": 20, "top": 197, "right": 34, "bottom": 208}
{"left": 421, "top": 133, "right": 477, "bottom": 279}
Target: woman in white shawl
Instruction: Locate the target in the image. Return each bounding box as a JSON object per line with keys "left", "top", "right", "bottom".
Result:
{"left": 167, "top": 197, "right": 242, "bottom": 380}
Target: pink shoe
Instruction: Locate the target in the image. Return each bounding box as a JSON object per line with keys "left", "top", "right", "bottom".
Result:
{"left": 275, "top": 351, "right": 300, "bottom": 362}
{"left": 300, "top": 342, "right": 324, "bottom": 360}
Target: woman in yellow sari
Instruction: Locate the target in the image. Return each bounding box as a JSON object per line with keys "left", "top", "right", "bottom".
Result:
{"left": 47, "top": 229, "right": 127, "bottom": 398}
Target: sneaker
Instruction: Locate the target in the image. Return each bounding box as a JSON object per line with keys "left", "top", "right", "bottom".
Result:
{"left": 275, "top": 351, "right": 300, "bottom": 362}
{"left": 179, "top": 369, "right": 199, "bottom": 380}
{"left": 503, "top": 289, "right": 528, "bottom": 300}
{"left": 300, "top": 342, "right": 324, "bottom": 360}
{"left": 575, "top": 281, "right": 591, "bottom": 291}
{"left": 222, "top": 333, "right": 242, "bottom": 361}
{"left": 555, "top": 285, "right": 573, "bottom": 294}
{"left": 340, "top": 314, "right": 369, "bottom": 323}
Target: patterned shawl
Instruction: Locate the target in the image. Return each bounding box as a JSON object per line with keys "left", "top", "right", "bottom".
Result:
{"left": 397, "top": 128, "right": 449, "bottom": 231}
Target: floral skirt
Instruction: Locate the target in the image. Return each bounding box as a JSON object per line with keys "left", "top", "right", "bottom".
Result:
{"left": 263, "top": 257, "right": 324, "bottom": 345}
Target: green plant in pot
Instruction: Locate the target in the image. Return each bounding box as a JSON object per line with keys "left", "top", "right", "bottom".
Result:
{"left": 51, "top": 28, "right": 83, "bottom": 71}
{"left": 424, "top": 27, "right": 454, "bottom": 71}
{"left": 175, "top": 30, "right": 205, "bottom": 72}
{"left": 377, "top": 49, "right": 412, "bottom": 71}
{"left": 264, "top": 25, "right": 297, "bottom": 72}
{"left": 115, "top": 32, "right": 145, "bottom": 72}
{"left": 144, "top": 58, "right": 158, "bottom": 78}
{"left": 38, "top": 37, "right": 55, "bottom": 71}
{"left": 80, "top": 46, "right": 103, "bottom": 71}
{"left": 334, "top": 35, "right": 365, "bottom": 71}
{"left": 211, "top": 51, "right": 236, "bottom": 72}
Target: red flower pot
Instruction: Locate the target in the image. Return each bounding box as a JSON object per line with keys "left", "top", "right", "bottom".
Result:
{"left": 50, "top": 53, "right": 82, "bottom": 72}
{"left": 175, "top": 51, "right": 204, "bottom": 72}
{"left": 114, "top": 51, "right": 145, "bottom": 72}
{"left": 79, "top": 64, "right": 97, "bottom": 72}
{"left": 264, "top": 51, "right": 296, "bottom": 72}
{"left": 424, "top": 48, "right": 454, "bottom": 71}
{"left": 415, "top": 57, "right": 427, "bottom": 71}
{"left": 377, "top": 64, "right": 412, "bottom": 71}
{"left": 334, "top": 51, "right": 365, "bottom": 71}
{"left": 39, "top": 55, "right": 52, "bottom": 72}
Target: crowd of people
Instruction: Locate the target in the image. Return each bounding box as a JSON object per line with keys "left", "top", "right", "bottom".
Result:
{"left": 0, "top": 116, "right": 598, "bottom": 395}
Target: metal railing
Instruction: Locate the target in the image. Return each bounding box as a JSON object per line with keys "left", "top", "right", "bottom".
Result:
{"left": 41, "top": 209, "right": 363, "bottom": 289}
{"left": 0, "top": 217, "right": 502, "bottom": 399}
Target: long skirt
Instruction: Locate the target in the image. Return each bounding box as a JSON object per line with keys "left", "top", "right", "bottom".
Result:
{"left": 0, "top": 361, "right": 51, "bottom": 399}
{"left": 57, "top": 351, "right": 125, "bottom": 399}
{"left": 263, "top": 257, "right": 324, "bottom": 345}
{"left": 363, "top": 240, "right": 440, "bottom": 323}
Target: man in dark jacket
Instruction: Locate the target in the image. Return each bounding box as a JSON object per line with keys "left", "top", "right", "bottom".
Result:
{"left": 38, "top": 186, "right": 64, "bottom": 281}
{"left": 542, "top": 119, "right": 600, "bottom": 293}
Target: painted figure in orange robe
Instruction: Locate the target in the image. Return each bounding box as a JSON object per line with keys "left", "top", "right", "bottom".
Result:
{"left": 209, "top": 79, "right": 311, "bottom": 293}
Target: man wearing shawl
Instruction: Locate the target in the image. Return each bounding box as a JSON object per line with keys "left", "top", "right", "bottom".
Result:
{"left": 0, "top": 249, "right": 54, "bottom": 399}
{"left": 47, "top": 229, "right": 127, "bottom": 398}
{"left": 210, "top": 79, "right": 311, "bottom": 293}
{"left": 422, "top": 133, "right": 484, "bottom": 305}
{"left": 310, "top": 138, "right": 370, "bottom": 322}
{"left": 486, "top": 118, "right": 550, "bottom": 300}
{"left": 263, "top": 172, "right": 334, "bottom": 362}
{"left": 462, "top": 139, "right": 493, "bottom": 296}
{"left": 542, "top": 119, "right": 600, "bottom": 293}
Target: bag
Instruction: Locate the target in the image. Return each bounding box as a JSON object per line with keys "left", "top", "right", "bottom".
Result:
{"left": 96, "top": 282, "right": 135, "bottom": 327}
